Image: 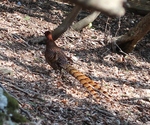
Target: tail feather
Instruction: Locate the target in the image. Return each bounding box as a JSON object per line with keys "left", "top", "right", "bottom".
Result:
{"left": 65, "top": 65, "right": 109, "bottom": 101}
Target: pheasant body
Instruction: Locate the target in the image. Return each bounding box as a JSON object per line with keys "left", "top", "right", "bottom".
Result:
{"left": 45, "top": 32, "right": 68, "bottom": 71}
{"left": 44, "top": 31, "right": 108, "bottom": 101}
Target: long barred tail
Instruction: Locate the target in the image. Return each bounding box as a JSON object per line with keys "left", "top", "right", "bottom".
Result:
{"left": 65, "top": 65, "right": 109, "bottom": 101}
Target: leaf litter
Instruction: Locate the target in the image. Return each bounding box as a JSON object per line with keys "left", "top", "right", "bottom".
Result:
{"left": 0, "top": 0, "right": 150, "bottom": 125}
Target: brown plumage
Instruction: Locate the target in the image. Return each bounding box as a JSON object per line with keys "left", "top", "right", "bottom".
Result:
{"left": 44, "top": 31, "right": 69, "bottom": 71}
{"left": 44, "top": 31, "right": 109, "bottom": 101}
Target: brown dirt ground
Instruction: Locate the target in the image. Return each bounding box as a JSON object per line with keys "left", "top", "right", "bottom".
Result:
{"left": 0, "top": 1, "right": 150, "bottom": 125}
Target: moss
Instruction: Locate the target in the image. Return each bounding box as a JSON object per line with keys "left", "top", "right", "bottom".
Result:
{"left": 0, "top": 112, "right": 7, "bottom": 125}
{"left": 3, "top": 91, "right": 28, "bottom": 123}
{"left": 0, "top": 113, "right": 4, "bottom": 125}
{"left": 3, "top": 91, "right": 19, "bottom": 111}
{"left": 11, "top": 111, "right": 28, "bottom": 123}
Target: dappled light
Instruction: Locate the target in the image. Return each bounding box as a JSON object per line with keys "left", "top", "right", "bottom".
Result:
{"left": 0, "top": 0, "right": 150, "bottom": 124}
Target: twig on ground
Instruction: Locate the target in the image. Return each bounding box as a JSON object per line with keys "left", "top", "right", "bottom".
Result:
{"left": 36, "top": 119, "right": 44, "bottom": 125}
{"left": 0, "top": 78, "right": 45, "bottom": 101}
{"left": 0, "top": 82, "right": 8, "bottom": 92}
{"left": 9, "top": 84, "right": 30, "bottom": 95}
{"left": 0, "top": 82, "right": 21, "bottom": 104}
{"left": 0, "top": 78, "right": 31, "bottom": 95}
{"left": 0, "top": 28, "right": 8, "bottom": 32}
{"left": 11, "top": 34, "right": 30, "bottom": 47}
{"left": 20, "top": 107, "right": 33, "bottom": 120}
{"left": 115, "top": 18, "right": 121, "bottom": 37}
{"left": 96, "top": 107, "right": 117, "bottom": 118}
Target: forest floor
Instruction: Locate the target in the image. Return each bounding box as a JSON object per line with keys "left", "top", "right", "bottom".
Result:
{"left": 0, "top": 1, "right": 150, "bottom": 125}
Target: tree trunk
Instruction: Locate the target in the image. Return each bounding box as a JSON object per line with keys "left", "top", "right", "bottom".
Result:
{"left": 52, "top": 5, "right": 81, "bottom": 41}
{"left": 62, "top": 0, "right": 126, "bottom": 16}
{"left": 30, "top": 5, "right": 81, "bottom": 44}
{"left": 72, "top": 11, "right": 100, "bottom": 31}
{"left": 113, "top": 12, "right": 150, "bottom": 53}
{"left": 127, "top": 0, "right": 150, "bottom": 15}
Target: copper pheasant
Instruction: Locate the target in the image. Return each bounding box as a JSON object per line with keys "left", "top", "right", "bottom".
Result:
{"left": 44, "top": 31, "right": 109, "bottom": 101}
